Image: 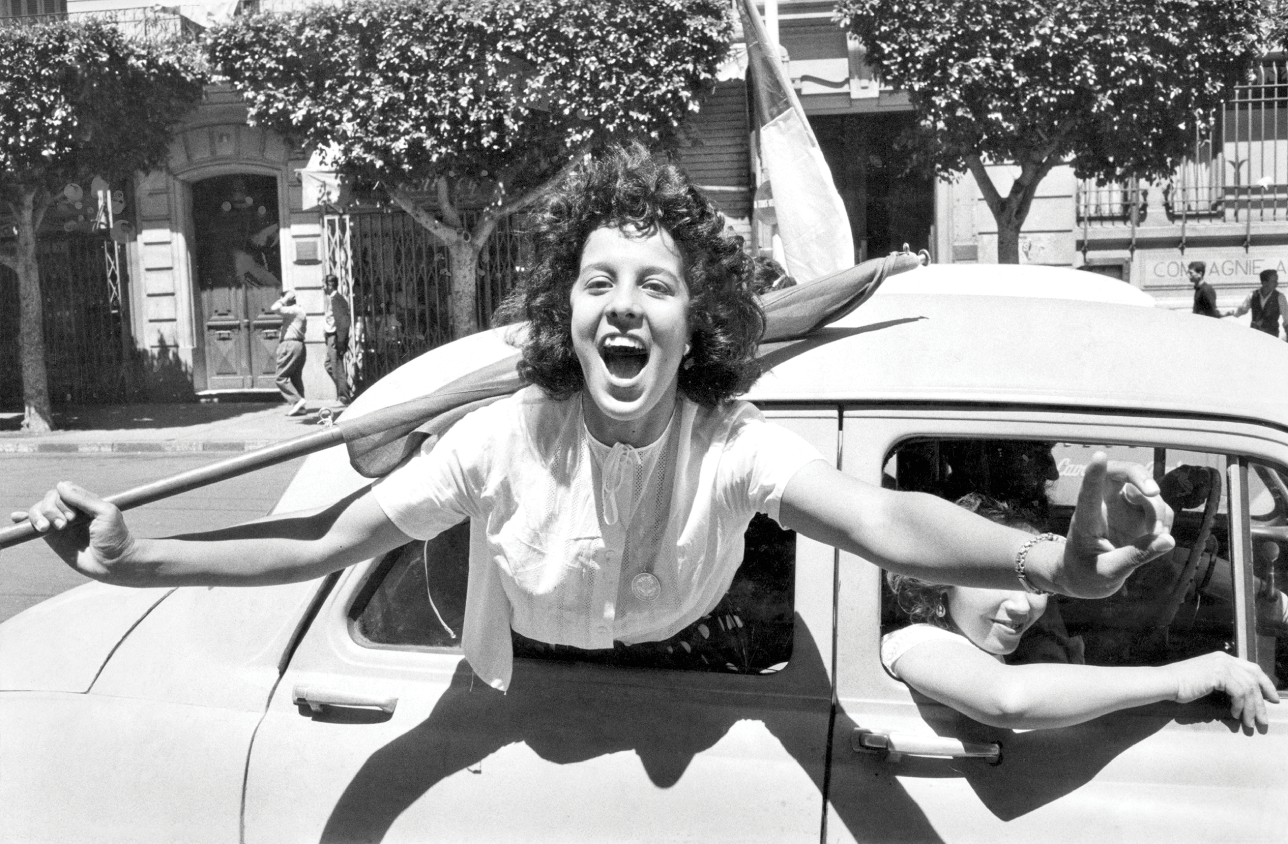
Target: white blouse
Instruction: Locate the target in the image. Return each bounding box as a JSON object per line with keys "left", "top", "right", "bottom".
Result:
{"left": 880, "top": 623, "right": 1000, "bottom": 680}
{"left": 372, "top": 386, "right": 823, "bottom": 691}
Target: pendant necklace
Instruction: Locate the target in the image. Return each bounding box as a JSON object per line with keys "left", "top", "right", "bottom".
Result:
{"left": 628, "top": 415, "right": 674, "bottom": 605}
{"left": 593, "top": 400, "right": 674, "bottom": 606}
{"left": 630, "top": 571, "right": 662, "bottom": 603}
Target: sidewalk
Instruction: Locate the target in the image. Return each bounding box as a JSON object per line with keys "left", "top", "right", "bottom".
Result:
{"left": 0, "top": 399, "right": 344, "bottom": 454}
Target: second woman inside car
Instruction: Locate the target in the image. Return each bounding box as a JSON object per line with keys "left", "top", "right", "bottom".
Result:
{"left": 884, "top": 495, "right": 1278, "bottom": 731}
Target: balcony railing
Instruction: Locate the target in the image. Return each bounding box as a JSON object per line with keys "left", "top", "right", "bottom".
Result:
{"left": 1079, "top": 57, "right": 1288, "bottom": 227}
{"left": 1076, "top": 181, "right": 1148, "bottom": 226}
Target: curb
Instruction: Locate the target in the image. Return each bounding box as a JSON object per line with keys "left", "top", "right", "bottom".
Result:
{"left": 0, "top": 440, "right": 285, "bottom": 455}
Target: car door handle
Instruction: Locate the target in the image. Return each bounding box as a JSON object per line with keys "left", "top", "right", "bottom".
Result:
{"left": 851, "top": 729, "right": 1000, "bottom": 763}
{"left": 292, "top": 685, "right": 398, "bottom": 715}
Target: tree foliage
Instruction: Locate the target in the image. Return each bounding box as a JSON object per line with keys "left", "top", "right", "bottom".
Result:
{"left": 0, "top": 20, "right": 206, "bottom": 203}
{"left": 835, "top": 0, "right": 1266, "bottom": 262}
{"left": 0, "top": 20, "right": 206, "bottom": 431}
{"left": 205, "top": 0, "right": 731, "bottom": 336}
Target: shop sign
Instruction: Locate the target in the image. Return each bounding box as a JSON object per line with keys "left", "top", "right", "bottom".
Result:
{"left": 1139, "top": 249, "right": 1288, "bottom": 289}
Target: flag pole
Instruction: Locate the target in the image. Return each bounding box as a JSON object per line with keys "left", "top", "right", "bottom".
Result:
{"left": 0, "top": 426, "right": 347, "bottom": 552}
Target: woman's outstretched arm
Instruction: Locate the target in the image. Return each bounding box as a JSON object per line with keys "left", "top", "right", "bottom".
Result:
{"left": 890, "top": 638, "right": 1279, "bottom": 731}
{"left": 780, "top": 451, "right": 1173, "bottom": 599}
{"left": 14, "top": 481, "right": 411, "bottom": 588}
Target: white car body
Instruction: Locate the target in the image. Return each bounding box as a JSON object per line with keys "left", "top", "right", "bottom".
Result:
{"left": 3, "top": 267, "right": 1285, "bottom": 843}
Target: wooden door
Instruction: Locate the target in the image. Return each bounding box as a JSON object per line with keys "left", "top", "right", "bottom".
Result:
{"left": 192, "top": 174, "right": 282, "bottom": 390}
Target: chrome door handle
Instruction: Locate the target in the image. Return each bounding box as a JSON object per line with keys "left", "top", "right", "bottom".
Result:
{"left": 852, "top": 729, "right": 1000, "bottom": 763}
{"left": 293, "top": 685, "right": 398, "bottom": 715}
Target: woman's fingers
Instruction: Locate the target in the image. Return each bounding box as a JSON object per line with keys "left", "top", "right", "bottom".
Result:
{"left": 24, "top": 482, "right": 103, "bottom": 532}
{"left": 1062, "top": 451, "right": 1177, "bottom": 597}
{"left": 53, "top": 481, "right": 114, "bottom": 519}
{"left": 28, "top": 488, "right": 69, "bottom": 532}
{"left": 1102, "top": 461, "right": 1173, "bottom": 550}
{"left": 1196, "top": 653, "right": 1280, "bottom": 730}
{"left": 1235, "top": 661, "right": 1280, "bottom": 730}
{"left": 1070, "top": 451, "right": 1110, "bottom": 537}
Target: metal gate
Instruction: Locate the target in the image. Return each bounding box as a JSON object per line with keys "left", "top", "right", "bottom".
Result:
{"left": 0, "top": 233, "right": 134, "bottom": 407}
{"left": 322, "top": 208, "right": 530, "bottom": 394}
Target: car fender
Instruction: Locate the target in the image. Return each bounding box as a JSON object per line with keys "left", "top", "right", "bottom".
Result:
{"left": 0, "top": 582, "right": 173, "bottom": 693}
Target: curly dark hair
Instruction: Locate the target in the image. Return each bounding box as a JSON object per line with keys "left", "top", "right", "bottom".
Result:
{"left": 885, "top": 493, "right": 1040, "bottom": 627}
{"left": 495, "top": 142, "right": 764, "bottom": 405}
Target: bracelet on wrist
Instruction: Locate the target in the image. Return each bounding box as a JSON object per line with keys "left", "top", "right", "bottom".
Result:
{"left": 1015, "top": 532, "right": 1063, "bottom": 596}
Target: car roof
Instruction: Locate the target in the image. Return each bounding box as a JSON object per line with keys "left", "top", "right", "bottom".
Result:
{"left": 746, "top": 277, "right": 1288, "bottom": 427}
{"left": 352, "top": 265, "right": 1286, "bottom": 432}
{"left": 876, "top": 263, "right": 1158, "bottom": 306}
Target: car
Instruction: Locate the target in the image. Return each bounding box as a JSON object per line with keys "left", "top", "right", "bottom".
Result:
{"left": 3, "top": 265, "right": 1286, "bottom": 844}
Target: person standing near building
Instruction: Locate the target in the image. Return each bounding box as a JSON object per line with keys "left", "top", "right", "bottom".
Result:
{"left": 1188, "top": 261, "right": 1218, "bottom": 318}
{"left": 1225, "top": 269, "right": 1288, "bottom": 338}
{"left": 270, "top": 289, "right": 308, "bottom": 416}
{"left": 323, "top": 274, "right": 352, "bottom": 405}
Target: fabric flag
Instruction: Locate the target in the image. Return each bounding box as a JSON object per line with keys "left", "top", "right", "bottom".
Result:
{"left": 343, "top": 251, "right": 920, "bottom": 477}
{"left": 738, "top": 0, "right": 854, "bottom": 283}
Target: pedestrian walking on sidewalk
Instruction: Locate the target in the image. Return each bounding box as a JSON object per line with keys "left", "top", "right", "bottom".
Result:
{"left": 1225, "top": 269, "right": 1287, "bottom": 338}
{"left": 271, "top": 290, "right": 308, "bottom": 415}
{"left": 1188, "top": 261, "right": 1218, "bottom": 318}
{"left": 323, "top": 274, "right": 352, "bottom": 405}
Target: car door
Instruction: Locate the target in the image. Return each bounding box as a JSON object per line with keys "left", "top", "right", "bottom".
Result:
{"left": 242, "top": 409, "right": 839, "bottom": 844}
{"left": 825, "top": 408, "right": 1288, "bottom": 844}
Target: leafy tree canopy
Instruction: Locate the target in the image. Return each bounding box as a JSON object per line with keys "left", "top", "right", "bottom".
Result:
{"left": 0, "top": 20, "right": 207, "bottom": 205}
{"left": 0, "top": 18, "right": 206, "bottom": 433}
{"left": 834, "top": 0, "right": 1265, "bottom": 185}
{"left": 206, "top": 0, "right": 731, "bottom": 204}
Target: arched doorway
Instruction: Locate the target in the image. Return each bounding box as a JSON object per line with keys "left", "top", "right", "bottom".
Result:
{"left": 191, "top": 173, "right": 283, "bottom": 390}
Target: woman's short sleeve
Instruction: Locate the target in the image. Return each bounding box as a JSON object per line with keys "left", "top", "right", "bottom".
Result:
{"left": 722, "top": 410, "right": 825, "bottom": 524}
{"left": 881, "top": 624, "right": 976, "bottom": 679}
{"left": 370, "top": 402, "right": 500, "bottom": 540}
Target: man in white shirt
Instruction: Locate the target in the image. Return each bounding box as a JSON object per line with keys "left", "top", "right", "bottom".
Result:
{"left": 270, "top": 290, "right": 308, "bottom": 416}
{"left": 323, "top": 274, "right": 352, "bottom": 404}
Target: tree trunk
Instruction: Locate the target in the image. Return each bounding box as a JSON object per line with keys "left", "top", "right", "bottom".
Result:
{"left": 995, "top": 211, "right": 1023, "bottom": 264}
{"left": 14, "top": 188, "right": 54, "bottom": 433}
{"left": 966, "top": 155, "right": 1051, "bottom": 266}
{"left": 447, "top": 239, "right": 480, "bottom": 338}
{"left": 391, "top": 169, "right": 563, "bottom": 340}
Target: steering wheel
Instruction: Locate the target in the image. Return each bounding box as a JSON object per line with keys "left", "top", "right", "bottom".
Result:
{"left": 1144, "top": 466, "right": 1222, "bottom": 630}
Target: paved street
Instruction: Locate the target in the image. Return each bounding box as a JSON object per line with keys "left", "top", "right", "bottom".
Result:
{"left": 0, "top": 452, "right": 306, "bottom": 623}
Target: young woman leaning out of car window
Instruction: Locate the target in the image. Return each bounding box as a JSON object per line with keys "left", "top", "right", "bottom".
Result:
{"left": 18, "top": 143, "right": 1178, "bottom": 692}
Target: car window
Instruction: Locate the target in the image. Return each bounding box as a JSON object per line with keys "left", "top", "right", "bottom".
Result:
{"left": 1250, "top": 461, "right": 1288, "bottom": 689}
{"left": 881, "top": 438, "right": 1287, "bottom": 689}
{"left": 1249, "top": 461, "right": 1288, "bottom": 522}
{"left": 350, "top": 514, "right": 797, "bottom": 675}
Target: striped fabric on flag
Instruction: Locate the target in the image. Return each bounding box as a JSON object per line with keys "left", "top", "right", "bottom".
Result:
{"left": 738, "top": 0, "right": 854, "bottom": 283}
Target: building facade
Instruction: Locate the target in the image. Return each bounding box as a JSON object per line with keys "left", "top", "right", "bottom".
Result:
{"left": 763, "top": 1, "right": 1288, "bottom": 316}
{"left": 4, "top": 0, "right": 1284, "bottom": 408}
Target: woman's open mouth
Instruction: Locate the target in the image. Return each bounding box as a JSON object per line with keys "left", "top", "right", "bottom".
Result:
{"left": 600, "top": 336, "right": 649, "bottom": 380}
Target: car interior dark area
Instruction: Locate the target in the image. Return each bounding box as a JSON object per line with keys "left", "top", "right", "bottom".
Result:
{"left": 348, "top": 514, "right": 798, "bottom": 676}
{"left": 882, "top": 438, "right": 1288, "bottom": 690}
